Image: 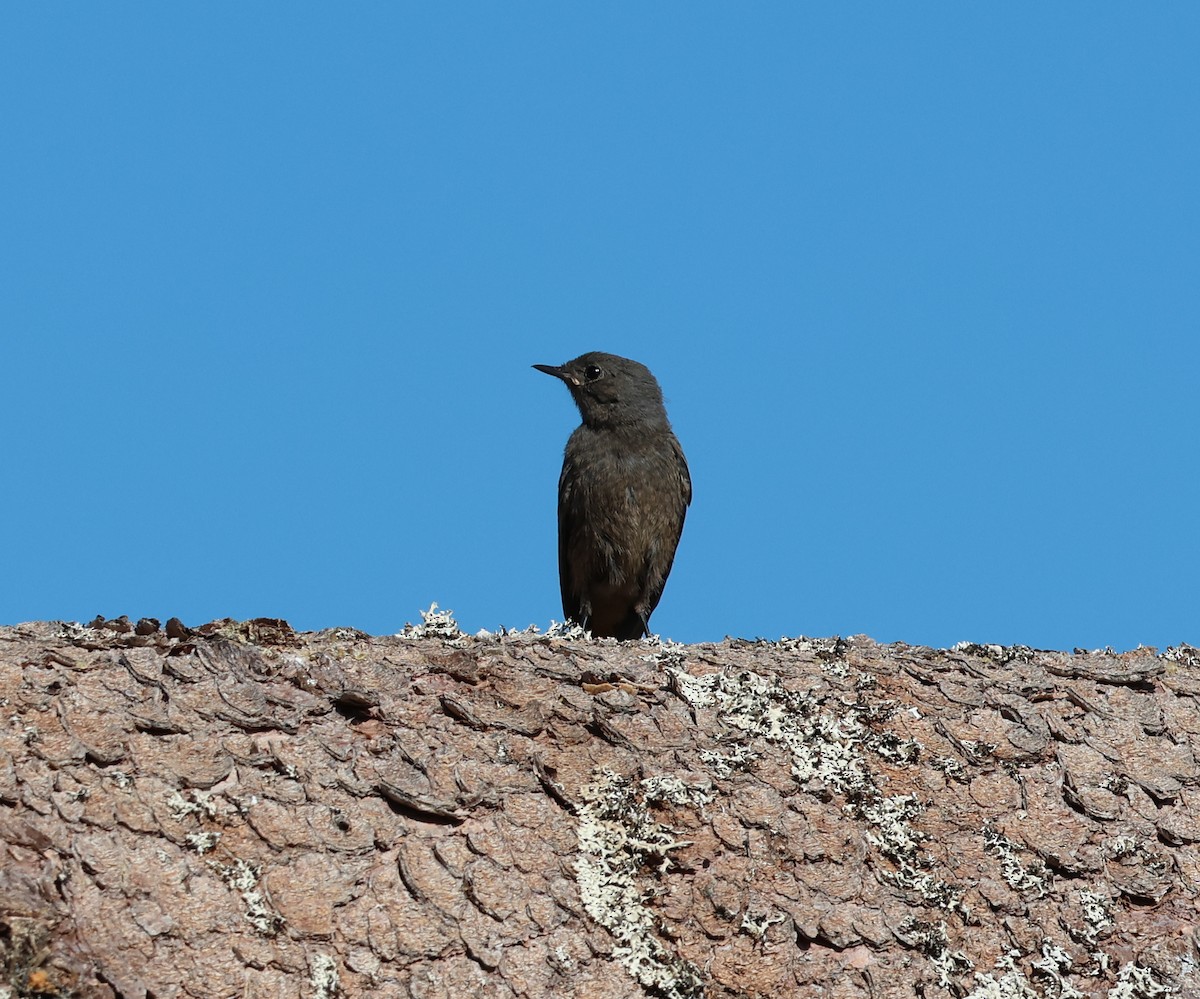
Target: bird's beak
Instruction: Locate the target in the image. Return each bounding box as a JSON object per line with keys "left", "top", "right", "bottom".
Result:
{"left": 533, "top": 363, "right": 576, "bottom": 385}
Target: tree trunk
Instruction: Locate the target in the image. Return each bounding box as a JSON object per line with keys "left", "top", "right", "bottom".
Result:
{"left": 1, "top": 615, "right": 1197, "bottom": 998}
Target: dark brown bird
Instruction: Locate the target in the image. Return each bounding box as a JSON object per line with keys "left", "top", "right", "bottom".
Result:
{"left": 533, "top": 352, "right": 691, "bottom": 639}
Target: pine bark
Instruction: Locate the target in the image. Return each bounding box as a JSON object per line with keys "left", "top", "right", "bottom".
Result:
{"left": 1, "top": 617, "right": 1197, "bottom": 998}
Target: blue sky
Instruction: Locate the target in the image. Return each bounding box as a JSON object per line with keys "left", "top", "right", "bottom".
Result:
{"left": 3, "top": 7, "right": 1196, "bottom": 651}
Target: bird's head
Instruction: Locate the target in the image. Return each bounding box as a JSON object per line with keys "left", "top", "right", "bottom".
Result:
{"left": 533, "top": 352, "right": 669, "bottom": 430}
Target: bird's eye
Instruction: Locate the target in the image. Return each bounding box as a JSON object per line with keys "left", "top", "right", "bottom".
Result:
{"left": 584, "top": 364, "right": 603, "bottom": 381}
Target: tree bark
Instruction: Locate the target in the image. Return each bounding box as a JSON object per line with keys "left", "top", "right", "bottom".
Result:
{"left": 1, "top": 616, "right": 1197, "bottom": 998}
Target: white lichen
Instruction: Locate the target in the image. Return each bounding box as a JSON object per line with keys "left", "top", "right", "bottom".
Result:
{"left": 640, "top": 775, "right": 713, "bottom": 808}
{"left": 1104, "top": 835, "right": 1143, "bottom": 859}
{"left": 168, "top": 789, "right": 219, "bottom": 821}
{"left": 855, "top": 672, "right": 879, "bottom": 691}
{"left": 672, "top": 668, "right": 958, "bottom": 912}
{"left": 213, "top": 859, "right": 284, "bottom": 936}
{"left": 1075, "top": 888, "right": 1114, "bottom": 947}
{"left": 861, "top": 794, "right": 927, "bottom": 867}
{"left": 965, "top": 975, "right": 1038, "bottom": 999}
{"left": 543, "top": 620, "right": 590, "bottom": 640}
{"left": 773, "top": 636, "right": 820, "bottom": 652}
{"left": 310, "top": 953, "right": 340, "bottom": 998}
{"left": 574, "top": 771, "right": 705, "bottom": 999}
{"left": 699, "top": 743, "right": 759, "bottom": 779}
{"left": 895, "top": 918, "right": 972, "bottom": 988}
{"left": 639, "top": 639, "right": 689, "bottom": 670}
{"left": 963, "top": 963, "right": 1040, "bottom": 999}
{"left": 964, "top": 739, "right": 998, "bottom": 761}
{"left": 185, "top": 831, "right": 221, "bottom": 855}
{"left": 951, "top": 643, "right": 1036, "bottom": 665}
{"left": 819, "top": 658, "right": 850, "bottom": 678}
{"left": 397, "top": 603, "right": 464, "bottom": 641}
{"left": 1107, "top": 963, "right": 1178, "bottom": 998}
{"left": 984, "top": 824, "right": 1049, "bottom": 896}
{"left": 60, "top": 621, "right": 105, "bottom": 643}
{"left": 932, "top": 756, "right": 967, "bottom": 782}
{"left": 547, "top": 945, "right": 575, "bottom": 974}
{"left": 1160, "top": 644, "right": 1199, "bottom": 668}
{"left": 476, "top": 622, "right": 544, "bottom": 639}
{"left": 740, "top": 909, "right": 785, "bottom": 940}
{"left": 1030, "top": 940, "right": 1085, "bottom": 998}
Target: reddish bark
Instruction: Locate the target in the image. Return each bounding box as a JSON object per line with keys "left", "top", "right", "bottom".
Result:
{"left": 0, "top": 617, "right": 1196, "bottom": 998}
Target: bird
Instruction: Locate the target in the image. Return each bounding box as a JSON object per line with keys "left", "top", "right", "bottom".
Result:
{"left": 533, "top": 352, "right": 691, "bottom": 640}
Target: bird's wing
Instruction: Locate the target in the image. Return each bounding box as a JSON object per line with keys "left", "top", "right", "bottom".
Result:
{"left": 638, "top": 437, "right": 692, "bottom": 622}
{"left": 556, "top": 457, "right": 585, "bottom": 626}
{"left": 676, "top": 436, "right": 692, "bottom": 508}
